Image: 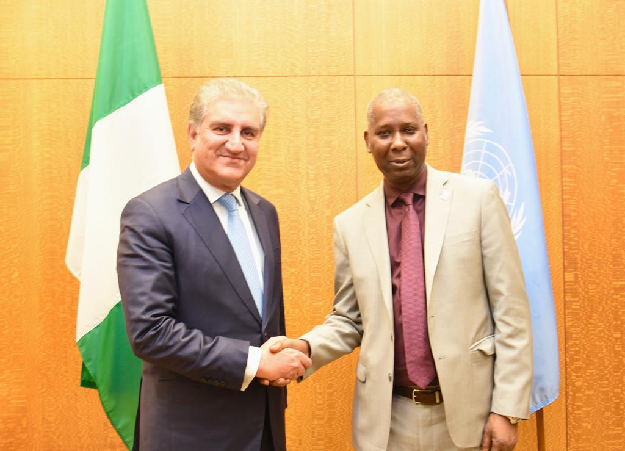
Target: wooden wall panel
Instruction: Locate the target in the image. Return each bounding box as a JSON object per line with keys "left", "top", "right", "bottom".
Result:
{"left": 507, "top": 0, "right": 558, "bottom": 74}
{"left": 150, "top": 0, "right": 354, "bottom": 77}
{"left": 0, "top": 0, "right": 354, "bottom": 79}
{"left": 0, "top": 2, "right": 104, "bottom": 78}
{"left": 354, "top": 0, "right": 478, "bottom": 75}
{"left": 0, "top": 79, "right": 123, "bottom": 449}
{"left": 354, "top": 0, "right": 556, "bottom": 76}
{"left": 561, "top": 76, "right": 625, "bottom": 451}
{"left": 558, "top": 0, "right": 625, "bottom": 75}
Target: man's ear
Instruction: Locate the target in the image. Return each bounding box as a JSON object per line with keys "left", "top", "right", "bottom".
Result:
{"left": 364, "top": 130, "right": 371, "bottom": 153}
{"left": 187, "top": 123, "right": 198, "bottom": 149}
{"left": 424, "top": 123, "right": 429, "bottom": 146}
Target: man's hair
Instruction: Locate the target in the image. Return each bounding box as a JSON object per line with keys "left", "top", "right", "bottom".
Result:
{"left": 188, "top": 78, "right": 269, "bottom": 131}
{"left": 366, "top": 88, "right": 424, "bottom": 128}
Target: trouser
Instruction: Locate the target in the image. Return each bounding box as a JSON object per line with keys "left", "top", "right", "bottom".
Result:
{"left": 387, "top": 394, "right": 479, "bottom": 451}
{"left": 259, "top": 404, "right": 275, "bottom": 451}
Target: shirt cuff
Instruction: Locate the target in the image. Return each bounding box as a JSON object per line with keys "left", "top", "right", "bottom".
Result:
{"left": 241, "top": 346, "right": 262, "bottom": 391}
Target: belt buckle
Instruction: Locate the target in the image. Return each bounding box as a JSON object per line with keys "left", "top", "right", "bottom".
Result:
{"left": 411, "top": 387, "right": 441, "bottom": 405}
{"left": 411, "top": 388, "right": 422, "bottom": 404}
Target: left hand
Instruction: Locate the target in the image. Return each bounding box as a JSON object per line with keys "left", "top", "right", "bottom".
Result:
{"left": 480, "top": 413, "right": 518, "bottom": 451}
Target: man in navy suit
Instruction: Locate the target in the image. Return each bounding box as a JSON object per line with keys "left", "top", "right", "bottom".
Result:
{"left": 117, "top": 78, "right": 311, "bottom": 451}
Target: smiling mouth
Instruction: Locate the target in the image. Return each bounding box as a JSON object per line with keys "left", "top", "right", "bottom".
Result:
{"left": 389, "top": 159, "right": 410, "bottom": 166}
{"left": 220, "top": 155, "right": 245, "bottom": 161}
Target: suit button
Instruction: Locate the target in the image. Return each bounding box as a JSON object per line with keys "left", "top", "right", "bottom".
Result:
{"left": 388, "top": 373, "right": 392, "bottom": 382}
{"left": 263, "top": 332, "right": 268, "bottom": 339}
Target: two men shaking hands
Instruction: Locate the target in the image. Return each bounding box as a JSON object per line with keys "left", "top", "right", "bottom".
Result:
{"left": 118, "top": 79, "right": 532, "bottom": 451}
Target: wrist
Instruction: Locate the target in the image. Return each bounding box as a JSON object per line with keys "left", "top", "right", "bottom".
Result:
{"left": 299, "top": 339, "right": 311, "bottom": 357}
{"left": 491, "top": 412, "right": 522, "bottom": 425}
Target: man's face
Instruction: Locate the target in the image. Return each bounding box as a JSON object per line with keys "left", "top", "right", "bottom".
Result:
{"left": 188, "top": 97, "right": 262, "bottom": 192}
{"left": 364, "top": 98, "right": 428, "bottom": 191}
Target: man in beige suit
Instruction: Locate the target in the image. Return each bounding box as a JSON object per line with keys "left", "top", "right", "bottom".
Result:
{"left": 266, "top": 89, "right": 532, "bottom": 451}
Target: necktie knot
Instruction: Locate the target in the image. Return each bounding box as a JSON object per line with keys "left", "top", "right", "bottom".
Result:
{"left": 218, "top": 193, "right": 238, "bottom": 212}
{"left": 400, "top": 192, "right": 415, "bottom": 206}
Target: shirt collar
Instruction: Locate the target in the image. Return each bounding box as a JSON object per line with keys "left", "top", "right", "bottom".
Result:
{"left": 189, "top": 161, "right": 244, "bottom": 206}
{"left": 383, "top": 165, "right": 428, "bottom": 207}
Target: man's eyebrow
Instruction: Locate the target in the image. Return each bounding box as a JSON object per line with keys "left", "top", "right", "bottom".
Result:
{"left": 207, "top": 120, "right": 231, "bottom": 127}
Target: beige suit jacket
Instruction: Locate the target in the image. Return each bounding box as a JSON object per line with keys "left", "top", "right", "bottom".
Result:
{"left": 302, "top": 165, "right": 532, "bottom": 450}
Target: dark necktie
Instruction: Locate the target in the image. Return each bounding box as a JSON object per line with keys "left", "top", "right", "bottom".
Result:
{"left": 399, "top": 192, "right": 435, "bottom": 388}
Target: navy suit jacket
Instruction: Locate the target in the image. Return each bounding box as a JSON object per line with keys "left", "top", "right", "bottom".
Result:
{"left": 117, "top": 167, "right": 286, "bottom": 451}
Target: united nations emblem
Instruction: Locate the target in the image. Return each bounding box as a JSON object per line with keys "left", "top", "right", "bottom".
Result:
{"left": 461, "top": 120, "right": 526, "bottom": 240}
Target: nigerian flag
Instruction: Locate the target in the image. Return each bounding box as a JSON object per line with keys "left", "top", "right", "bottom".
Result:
{"left": 65, "top": 0, "right": 180, "bottom": 448}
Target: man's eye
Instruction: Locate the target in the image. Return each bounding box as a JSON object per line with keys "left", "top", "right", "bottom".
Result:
{"left": 214, "top": 126, "right": 228, "bottom": 133}
{"left": 242, "top": 130, "right": 257, "bottom": 138}
{"left": 404, "top": 127, "right": 417, "bottom": 134}
{"left": 377, "top": 131, "right": 391, "bottom": 138}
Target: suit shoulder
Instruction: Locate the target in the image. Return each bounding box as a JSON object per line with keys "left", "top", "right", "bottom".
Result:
{"left": 242, "top": 187, "right": 278, "bottom": 213}
{"left": 439, "top": 170, "right": 495, "bottom": 194}
{"left": 124, "top": 175, "right": 179, "bottom": 212}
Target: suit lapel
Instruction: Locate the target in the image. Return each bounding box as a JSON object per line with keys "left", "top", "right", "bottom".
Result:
{"left": 242, "top": 188, "right": 275, "bottom": 330}
{"left": 177, "top": 169, "right": 262, "bottom": 326}
{"left": 424, "top": 165, "right": 452, "bottom": 304}
{"left": 363, "top": 183, "right": 393, "bottom": 321}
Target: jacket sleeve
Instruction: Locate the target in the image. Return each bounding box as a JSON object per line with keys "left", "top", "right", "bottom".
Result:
{"left": 117, "top": 196, "right": 249, "bottom": 390}
{"left": 480, "top": 182, "right": 533, "bottom": 418}
{"left": 301, "top": 216, "right": 364, "bottom": 376}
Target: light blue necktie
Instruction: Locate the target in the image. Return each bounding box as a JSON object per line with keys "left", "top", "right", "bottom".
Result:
{"left": 218, "top": 193, "right": 264, "bottom": 317}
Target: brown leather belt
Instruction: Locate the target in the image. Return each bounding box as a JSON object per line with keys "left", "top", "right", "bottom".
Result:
{"left": 393, "top": 385, "right": 443, "bottom": 405}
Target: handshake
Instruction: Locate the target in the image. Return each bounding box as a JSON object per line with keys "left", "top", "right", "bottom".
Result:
{"left": 255, "top": 337, "right": 311, "bottom": 387}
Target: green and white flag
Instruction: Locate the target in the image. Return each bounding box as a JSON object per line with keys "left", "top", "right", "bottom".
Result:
{"left": 66, "top": 0, "right": 179, "bottom": 448}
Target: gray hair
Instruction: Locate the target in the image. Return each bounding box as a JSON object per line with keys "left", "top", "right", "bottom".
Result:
{"left": 366, "top": 88, "right": 424, "bottom": 128}
{"left": 188, "top": 78, "right": 269, "bottom": 131}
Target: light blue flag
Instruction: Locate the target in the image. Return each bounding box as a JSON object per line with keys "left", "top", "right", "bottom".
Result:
{"left": 461, "top": 0, "right": 559, "bottom": 413}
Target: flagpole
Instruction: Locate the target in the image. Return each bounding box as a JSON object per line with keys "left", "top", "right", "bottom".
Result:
{"left": 537, "top": 408, "right": 546, "bottom": 451}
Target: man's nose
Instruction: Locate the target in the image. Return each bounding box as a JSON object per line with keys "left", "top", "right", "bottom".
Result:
{"left": 225, "top": 134, "right": 244, "bottom": 152}
{"left": 391, "top": 132, "right": 407, "bottom": 150}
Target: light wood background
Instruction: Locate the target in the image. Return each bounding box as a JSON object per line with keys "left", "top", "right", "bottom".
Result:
{"left": 1, "top": 1, "right": 623, "bottom": 450}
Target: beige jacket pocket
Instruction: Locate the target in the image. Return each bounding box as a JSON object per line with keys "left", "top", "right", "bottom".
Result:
{"left": 469, "top": 334, "right": 495, "bottom": 355}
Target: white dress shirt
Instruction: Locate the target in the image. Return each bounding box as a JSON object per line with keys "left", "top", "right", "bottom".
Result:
{"left": 190, "top": 162, "right": 263, "bottom": 391}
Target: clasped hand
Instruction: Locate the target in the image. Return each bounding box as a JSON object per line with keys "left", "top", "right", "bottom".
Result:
{"left": 256, "top": 336, "right": 311, "bottom": 386}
